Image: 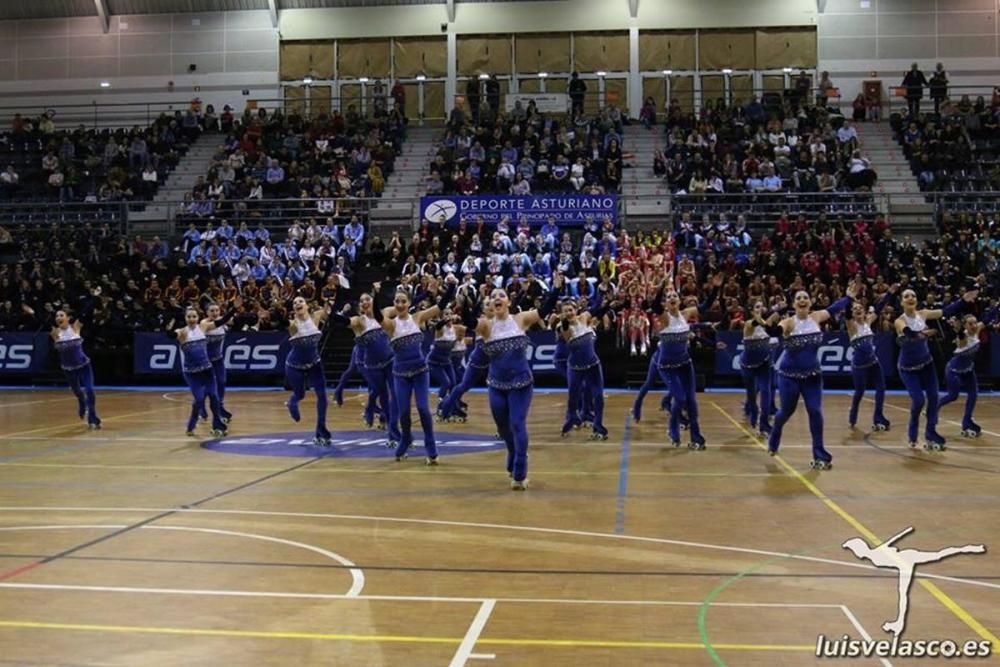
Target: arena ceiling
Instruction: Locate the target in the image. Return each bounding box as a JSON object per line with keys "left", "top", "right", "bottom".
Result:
{"left": 0, "top": 0, "right": 547, "bottom": 21}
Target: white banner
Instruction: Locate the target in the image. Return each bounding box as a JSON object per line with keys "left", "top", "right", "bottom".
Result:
{"left": 504, "top": 93, "right": 569, "bottom": 114}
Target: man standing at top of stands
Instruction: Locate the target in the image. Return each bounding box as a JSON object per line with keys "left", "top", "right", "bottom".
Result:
{"left": 902, "top": 63, "right": 927, "bottom": 118}
{"left": 569, "top": 72, "right": 587, "bottom": 115}
{"left": 466, "top": 77, "right": 481, "bottom": 123}
{"left": 485, "top": 75, "right": 501, "bottom": 119}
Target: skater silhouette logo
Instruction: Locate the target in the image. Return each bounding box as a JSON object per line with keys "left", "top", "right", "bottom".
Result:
{"left": 842, "top": 527, "right": 986, "bottom": 637}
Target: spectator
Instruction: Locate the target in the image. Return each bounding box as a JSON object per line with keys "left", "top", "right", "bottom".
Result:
{"left": 902, "top": 63, "right": 928, "bottom": 117}
{"left": 929, "top": 63, "right": 948, "bottom": 114}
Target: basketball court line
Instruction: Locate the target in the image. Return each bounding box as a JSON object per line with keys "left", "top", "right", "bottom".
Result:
{"left": 0, "top": 507, "right": 996, "bottom": 592}
{"left": 874, "top": 399, "right": 1000, "bottom": 439}
{"left": 840, "top": 605, "right": 893, "bottom": 667}
{"left": 0, "top": 406, "right": 178, "bottom": 440}
{"left": 709, "top": 401, "right": 1000, "bottom": 647}
{"left": 0, "top": 397, "right": 75, "bottom": 409}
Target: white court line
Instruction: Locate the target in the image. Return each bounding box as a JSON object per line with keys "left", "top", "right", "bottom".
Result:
{"left": 873, "top": 399, "right": 1000, "bottom": 440}
{"left": 0, "top": 508, "right": 997, "bottom": 593}
{"left": 468, "top": 654, "right": 495, "bottom": 661}
{"left": 840, "top": 605, "right": 893, "bottom": 667}
{"left": 0, "top": 397, "right": 74, "bottom": 409}
{"left": 0, "top": 524, "right": 364, "bottom": 598}
{"left": 449, "top": 599, "right": 496, "bottom": 667}
{"left": 0, "top": 581, "right": 846, "bottom": 608}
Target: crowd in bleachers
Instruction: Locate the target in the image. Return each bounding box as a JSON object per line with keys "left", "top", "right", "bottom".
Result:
{"left": 179, "top": 105, "right": 406, "bottom": 227}
{"left": 649, "top": 95, "right": 878, "bottom": 196}
{"left": 0, "top": 110, "right": 203, "bottom": 205}
{"left": 431, "top": 97, "right": 628, "bottom": 196}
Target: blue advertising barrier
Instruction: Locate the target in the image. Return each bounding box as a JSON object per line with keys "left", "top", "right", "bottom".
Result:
{"left": 0, "top": 332, "right": 50, "bottom": 375}
{"left": 134, "top": 330, "right": 562, "bottom": 377}
{"left": 420, "top": 194, "right": 618, "bottom": 227}
{"left": 714, "top": 331, "right": 898, "bottom": 377}
{"left": 134, "top": 332, "right": 290, "bottom": 375}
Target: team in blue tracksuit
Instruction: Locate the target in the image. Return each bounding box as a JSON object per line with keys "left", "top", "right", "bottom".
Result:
{"left": 52, "top": 307, "right": 101, "bottom": 429}
{"left": 381, "top": 283, "right": 456, "bottom": 463}
{"left": 767, "top": 291, "right": 852, "bottom": 468}
{"left": 557, "top": 300, "right": 608, "bottom": 440}
{"left": 173, "top": 309, "right": 227, "bottom": 437}
{"left": 740, "top": 302, "right": 778, "bottom": 436}
{"left": 630, "top": 343, "right": 673, "bottom": 423}
{"left": 480, "top": 285, "right": 559, "bottom": 490}
{"left": 284, "top": 297, "right": 331, "bottom": 444}
{"left": 846, "top": 297, "right": 890, "bottom": 431}
{"left": 438, "top": 337, "right": 489, "bottom": 420}
{"left": 894, "top": 288, "right": 976, "bottom": 450}
{"left": 939, "top": 315, "right": 984, "bottom": 438}
{"left": 651, "top": 278, "right": 720, "bottom": 449}
{"left": 204, "top": 303, "right": 235, "bottom": 424}
{"left": 428, "top": 315, "right": 459, "bottom": 402}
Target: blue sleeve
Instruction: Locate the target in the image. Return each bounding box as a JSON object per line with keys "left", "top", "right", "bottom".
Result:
{"left": 825, "top": 297, "right": 851, "bottom": 317}
{"left": 941, "top": 299, "right": 965, "bottom": 318}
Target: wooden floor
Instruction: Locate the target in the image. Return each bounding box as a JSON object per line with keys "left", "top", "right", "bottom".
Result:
{"left": 0, "top": 387, "right": 998, "bottom": 666}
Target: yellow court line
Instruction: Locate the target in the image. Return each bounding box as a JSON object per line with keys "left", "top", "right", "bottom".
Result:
{"left": 0, "top": 406, "right": 179, "bottom": 440}
{"left": 710, "top": 401, "right": 999, "bottom": 646}
{"left": 0, "top": 461, "right": 775, "bottom": 477}
{"left": 0, "top": 619, "right": 813, "bottom": 651}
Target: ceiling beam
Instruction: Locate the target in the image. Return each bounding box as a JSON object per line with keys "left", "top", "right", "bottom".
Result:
{"left": 267, "top": 0, "right": 279, "bottom": 28}
{"left": 93, "top": 0, "right": 109, "bottom": 33}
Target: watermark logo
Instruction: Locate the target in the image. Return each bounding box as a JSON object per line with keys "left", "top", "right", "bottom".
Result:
{"left": 817, "top": 527, "right": 991, "bottom": 660}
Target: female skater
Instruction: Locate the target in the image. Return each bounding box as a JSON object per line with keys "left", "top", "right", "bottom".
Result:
{"left": 557, "top": 298, "right": 608, "bottom": 440}
{"left": 205, "top": 302, "right": 235, "bottom": 424}
{"left": 427, "top": 308, "right": 463, "bottom": 404}
{"left": 651, "top": 275, "right": 721, "bottom": 450}
{"left": 284, "top": 296, "right": 332, "bottom": 444}
{"left": 332, "top": 295, "right": 400, "bottom": 446}
{"left": 438, "top": 302, "right": 494, "bottom": 422}
{"left": 52, "top": 305, "right": 101, "bottom": 429}
{"left": 740, "top": 300, "right": 780, "bottom": 437}
{"left": 939, "top": 314, "right": 984, "bottom": 438}
{"left": 630, "top": 343, "right": 675, "bottom": 423}
{"left": 846, "top": 294, "right": 892, "bottom": 432}
{"left": 332, "top": 344, "right": 385, "bottom": 429}
{"left": 477, "top": 281, "right": 559, "bottom": 489}
{"left": 170, "top": 308, "right": 227, "bottom": 437}
{"left": 379, "top": 278, "right": 454, "bottom": 463}
{"left": 895, "top": 288, "right": 977, "bottom": 450}
{"left": 767, "top": 288, "right": 854, "bottom": 468}
{"left": 551, "top": 313, "right": 582, "bottom": 432}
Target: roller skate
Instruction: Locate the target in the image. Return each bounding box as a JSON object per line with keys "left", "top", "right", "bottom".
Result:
{"left": 458, "top": 400, "right": 468, "bottom": 410}
{"left": 220, "top": 406, "right": 233, "bottom": 425}
{"left": 362, "top": 413, "right": 375, "bottom": 429}
{"left": 659, "top": 395, "right": 671, "bottom": 412}
{"left": 186, "top": 430, "right": 196, "bottom": 437}
{"left": 450, "top": 407, "right": 468, "bottom": 423}
{"left": 386, "top": 438, "right": 399, "bottom": 450}
{"left": 395, "top": 453, "right": 409, "bottom": 462}
{"left": 767, "top": 444, "right": 778, "bottom": 457}
{"left": 313, "top": 426, "right": 332, "bottom": 446}
{"left": 424, "top": 456, "right": 439, "bottom": 466}
{"left": 561, "top": 417, "right": 581, "bottom": 437}
{"left": 210, "top": 428, "right": 227, "bottom": 438}
{"left": 961, "top": 420, "right": 982, "bottom": 438}
{"left": 809, "top": 459, "right": 833, "bottom": 470}
{"left": 434, "top": 408, "right": 449, "bottom": 423}
{"left": 757, "top": 423, "right": 771, "bottom": 439}
{"left": 77, "top": 400, "right": 87, "bottom": 420}
{"left": 631, "top": 401, "right": 644, "bottom": 423}
{"left": 871, "top": 416, "right": 890, "bottom": 432}
{"left": 589, "top": 426, "right": 609, "bottom": 441}
{"left": 908, "top": 440, "right": 919, "bottom": 448}
{"left": 377, "top": 418, "right": 387, "bottom": 431}
{"left": 687, "top": 433, "right": 707, "bottom": 451}
{"left": 285, "top": 399, "right": 301, "bottom": 423}
{"left": 87, "top": 419, "right": 102, "bottom": 431}
{"left": 333, "top": 388, "right": 344, "bottom": 407}
{"left": 199, "top": 405, "right": 208, "bottom": 422}
{"left": 923, "top": 430, "right": 947, "bottom": 451}
{"left": 670, "top": 439, "right": 682, "bottom": 448}
{"left": 510, "top": 479, "right": 528, "bottom": 491}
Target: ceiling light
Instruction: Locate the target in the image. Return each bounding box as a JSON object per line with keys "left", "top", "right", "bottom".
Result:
{"left": 99, "top": 81, "right": 110, "bottom": 88}
{"left": 416, "top": 74, "right": 427, "bottom": 81}
{"left": 359, "top": 77, "right": 370, "bottom": 83}
{"left": 478, "top": 73, "right": 489, "bottom": 80}
{"left": 722, "top": 68, "right": 733, "bottom": 74}
{"left": 303, "top": 76, "right": 314, "bottom": 85}
{"left": 662, "top": 70, "right": 672, "bottom": 75}
{"left": 538, "top": 72, "right": 548, "bottom": 78}
{"left": 783, "top": 67, "right": 793, "bottom": 73}
{"left": 596, "top": 71, "right": 607, "bottom": 77}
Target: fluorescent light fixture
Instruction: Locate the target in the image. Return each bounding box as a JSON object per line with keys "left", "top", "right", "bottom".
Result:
{"left": 662, "top": 69, "right": 672, "bottom": 75}
{"left": 722, "top": 68, "right": 733, "bottom": 74}
{"left": 596, "top": 70, "right": 607, "bottom": 77}
{"left": 538, "top": 72, "right": 548, "bottom": 78}
{"left": 783, "top": 67, "right": 793, "bottom": 73}
{"left": 303, "top": 76, "right": 314, "bottom": 84}
{"left": 416, "top": 74, "right": 427, "bottom": 81}
{"left": 99, "top": 81, "right": 111, "bottom": 88}
{"left": 359, "top": 77, "right": 370, "bottom": 83}
{"left": 478, "top": 73, "right": 489, "bottom": 80}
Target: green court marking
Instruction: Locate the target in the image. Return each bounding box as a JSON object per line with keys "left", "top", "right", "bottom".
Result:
{"left": 697, "top": 542, "right": 846, "bottom": 667}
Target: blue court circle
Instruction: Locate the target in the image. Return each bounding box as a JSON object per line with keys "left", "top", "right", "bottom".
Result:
{"left": 201, "top": 430, "right": 505, "bottom": 458}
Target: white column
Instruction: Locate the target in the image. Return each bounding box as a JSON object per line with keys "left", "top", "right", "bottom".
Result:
{"left": 628, "top": 26, "right": 641, "bottom": 119}
{"left": 445, "top": 30, "right": 457, "bottom": 115}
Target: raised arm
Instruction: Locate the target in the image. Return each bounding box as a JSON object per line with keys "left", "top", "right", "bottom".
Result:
{"left": 812, "top": 285, "right": 856, "bottom": 325}
{"left": 514, "top": 274, "right": 563, "bottom": 330}
{"left": 922, "top": 290, "right": 978, "bottom": 321}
